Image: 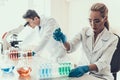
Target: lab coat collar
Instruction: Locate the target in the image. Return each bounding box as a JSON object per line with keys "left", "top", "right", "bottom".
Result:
{"left": 85, "top": 27, "right": 110, "bottom": 40}
{"left": 86, "top": 27, "right": 93, "bottom": 37}
{"left": 86, "top": 27, "right": 110, "bottom": 53}
{"left": 86, "top": 27, "right": 93, "bottom": 52}
{"left": 34, "top": 25, "right": 41, "bottom": 29}
{"left": 101, "top": 28, "right": 110, "bottom": 41}
{"left": 93, "top": 28, "right": 110, "bottom": 53}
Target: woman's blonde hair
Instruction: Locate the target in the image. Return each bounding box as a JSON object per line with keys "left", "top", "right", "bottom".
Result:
{"left": 91, "top": 3, "right": 109, "bottom": 30}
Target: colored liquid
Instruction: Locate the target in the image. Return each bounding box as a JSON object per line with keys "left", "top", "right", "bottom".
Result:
{"left": 58, "top": 63, "right": 71, "bottom": 76}
{"left": 17, "top": 67, "right": 32, "bottom": 77}
{"left": 1, "top": 66, "right": 15, "bottom": 73}
{"left": 39, "top": 62, "right": 72, "bottom": 79}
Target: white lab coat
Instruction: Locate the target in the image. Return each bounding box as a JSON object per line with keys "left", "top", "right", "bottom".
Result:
{"left": 68, "top": 27, "right": 118, "bottom": 80}
{"left": 18, "top": 16, "right": 58, "bottom": 50}
{"left": 17, "top": 16, "right": 67, "bottom": 60}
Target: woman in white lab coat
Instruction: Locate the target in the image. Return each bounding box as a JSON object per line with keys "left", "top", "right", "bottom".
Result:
{"left": 53, "top": 3, "right": 118, "bottom": 80}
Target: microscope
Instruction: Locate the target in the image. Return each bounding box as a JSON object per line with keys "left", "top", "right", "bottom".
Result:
{"left": 1, "top": 22, "right": 29, "bottom": 52}
{"left": 10, "top": 34, "right": 22, "bottom": 48}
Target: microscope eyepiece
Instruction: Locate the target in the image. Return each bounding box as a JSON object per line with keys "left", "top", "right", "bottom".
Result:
{"left": 24, "top": 22, "right": 29, "bottom": 27}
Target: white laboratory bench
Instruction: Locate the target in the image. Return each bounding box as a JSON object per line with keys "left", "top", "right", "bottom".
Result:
{"left": 0, "top": 55, "right": 103, "bottom": 80}
{"left": 0, "top": 73, "right": 102, "bottom": 80}
{"left": 0, "top": 74, "right": 103, "bottom": 80}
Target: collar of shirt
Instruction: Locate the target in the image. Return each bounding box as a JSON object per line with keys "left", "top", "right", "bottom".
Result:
{"left": 93, "top": 27, "right": 106, "bottom": 47}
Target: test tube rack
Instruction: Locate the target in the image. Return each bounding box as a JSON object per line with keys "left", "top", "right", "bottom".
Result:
{"left": 39, "top": 62, "right": 73, "bottom": 79}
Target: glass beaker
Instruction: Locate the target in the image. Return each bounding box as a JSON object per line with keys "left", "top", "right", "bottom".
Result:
{"left": 16, "top": 50, "right": 32, "bottom": 78}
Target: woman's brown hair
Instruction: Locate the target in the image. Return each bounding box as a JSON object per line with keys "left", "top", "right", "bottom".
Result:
{"left": 91, "top": 3, "right": 109, "bottom": 30}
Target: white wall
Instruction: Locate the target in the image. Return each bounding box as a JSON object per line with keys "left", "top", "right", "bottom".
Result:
{"left": 28, "top": 0, "right": 51, "bottom": 17}
{"left": 51, "top": 0, "right": 69, "bottom": 36}
{"left": 0, "top": 0, "right": 28, "bottom": 40}
{"left": 0, "top": 0, "right": 51, "bottom": 41}
{"left": 68, "top": 0, "right": 120, "bottom": 37}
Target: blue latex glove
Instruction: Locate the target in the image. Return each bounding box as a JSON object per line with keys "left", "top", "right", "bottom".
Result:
{"left": 68, "top": 65, "right": 89, "bottom": 77}
{"left": 53, "top": 28, "right": 66, "bottom": 43}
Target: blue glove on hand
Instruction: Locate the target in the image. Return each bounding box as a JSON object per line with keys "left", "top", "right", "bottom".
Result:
{"left": 68, "top": 65, "right": 89, "bottom": 77}
{"left": 53, "top": 28, "right": 66, "bottom": 43}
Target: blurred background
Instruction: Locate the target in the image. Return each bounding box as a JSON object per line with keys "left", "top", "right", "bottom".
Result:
{"left": 0, "top": 0, "right": 120, "bottom": 79}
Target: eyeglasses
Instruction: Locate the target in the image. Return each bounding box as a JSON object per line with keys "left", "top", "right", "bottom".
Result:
{"left": 88, "top": 18, "right": 103, "bottom": 24}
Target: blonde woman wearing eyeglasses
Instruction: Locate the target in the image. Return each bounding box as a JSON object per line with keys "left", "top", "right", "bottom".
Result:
{"left": 53, "top": 3, "right": 118, "bottom": 80}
